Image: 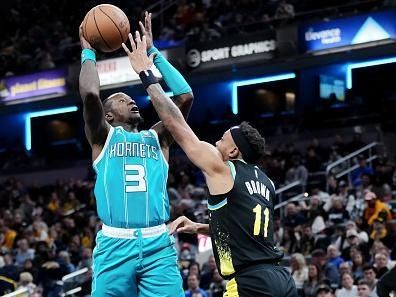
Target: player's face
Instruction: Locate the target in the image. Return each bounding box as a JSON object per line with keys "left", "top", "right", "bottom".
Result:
{"left": 108, "top": 93, "right": 142, "bottom": 125}
{"left": 215, "top": 130, "right": 237, "bottom": 161}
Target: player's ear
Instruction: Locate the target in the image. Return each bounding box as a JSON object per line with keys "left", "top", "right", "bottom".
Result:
{"left": 105, "top": 112, "right": 114, "bottom": 123}
{"left": 229, "top": 146, "right": 239, "bottom": 159}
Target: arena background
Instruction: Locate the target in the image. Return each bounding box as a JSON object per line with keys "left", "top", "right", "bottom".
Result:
{"left": 0, "top": 0, "right": 396, "bottom": 296}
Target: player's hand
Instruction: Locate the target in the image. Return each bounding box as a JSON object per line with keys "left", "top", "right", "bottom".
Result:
{"left": 122, "top": 31, "right": 155, "bottom": 74}
{"left": 79, "top": 23, "right": 94, "bottom": 50}
{"left": 168, "top": 216, "right": 198, "bottom": 235}
{"left": 139, "top": 11, "right": 154, "bottom": 50}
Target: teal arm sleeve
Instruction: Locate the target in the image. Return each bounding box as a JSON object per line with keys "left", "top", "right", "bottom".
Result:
{"left": 148, "top": 46, "right": 192, "bottom": 96}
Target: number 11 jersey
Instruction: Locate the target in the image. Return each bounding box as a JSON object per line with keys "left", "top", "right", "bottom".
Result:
{"left": 93, "top": 126, "right": 169, "bottom": 228}
{"left": 208, "top": 159, "right": 283, "bottom": 279}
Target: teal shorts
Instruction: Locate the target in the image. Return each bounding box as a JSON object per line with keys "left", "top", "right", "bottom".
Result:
{"left": 91, "top": 227, "right": 183, "bottom": 297}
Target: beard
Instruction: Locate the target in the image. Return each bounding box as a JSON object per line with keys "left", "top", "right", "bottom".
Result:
{"left": 128, "top": 114, "right": 144, "bottom": 127}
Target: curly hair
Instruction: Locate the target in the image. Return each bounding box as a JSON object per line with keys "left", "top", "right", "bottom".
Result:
{"left": 239, "top": 121, "right": 265, "bottom": 163}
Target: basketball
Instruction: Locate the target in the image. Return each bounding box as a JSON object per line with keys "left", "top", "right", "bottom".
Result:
{"left": 82, "top": 4, "right": 130, "bottom": 53}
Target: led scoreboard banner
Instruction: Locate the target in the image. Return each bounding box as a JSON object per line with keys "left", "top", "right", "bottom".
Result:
{"left": 299, "top": 9, "right": 396, "bottom": 53}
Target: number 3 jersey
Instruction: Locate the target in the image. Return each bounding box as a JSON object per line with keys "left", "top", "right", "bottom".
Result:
{"left": 208, "top": 159, "right": 283, "bottom": 279}
{"left": 93, "top": 126, "right": 169, "bottom": 228}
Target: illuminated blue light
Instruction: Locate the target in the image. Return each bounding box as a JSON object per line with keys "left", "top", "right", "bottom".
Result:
{"left": 25, "top": 106, "right": 78, "bottom": 151}
{"left": 146, "top": 91, "right": 173, "bottom": 100}
{"left": 231, "top": 73, "right": 296, "bottom": 114}
{"left": 346, "top": 57, "right": 396, "bottom": 89}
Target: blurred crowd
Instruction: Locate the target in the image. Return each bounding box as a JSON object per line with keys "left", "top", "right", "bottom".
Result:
{"left": 0, "top": 125, "right": 395, "bottom": 296}
{"left": 0, "top": 0, "right": 386, "bottom": 76}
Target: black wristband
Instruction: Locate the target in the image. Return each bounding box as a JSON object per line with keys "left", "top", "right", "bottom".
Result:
{"left": 139, "top": 69, "right": 159, "bottom": 89}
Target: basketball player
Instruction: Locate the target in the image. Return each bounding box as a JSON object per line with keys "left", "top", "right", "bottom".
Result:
{"left": 122, "top": 31, "right": 297, "bottom": 297}
{"left": 79, "top": 13, "right": 192, "bottom": 297}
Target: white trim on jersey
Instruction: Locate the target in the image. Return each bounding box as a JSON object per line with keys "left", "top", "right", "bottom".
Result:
{"left": 93, "top": 126, "right": 115, "bottom": 169}
{"left": 149, "top": 129, "right": 169, "bottom": 168}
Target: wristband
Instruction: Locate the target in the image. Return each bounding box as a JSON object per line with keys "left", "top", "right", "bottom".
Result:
{"left": 139, "top": 69, "right": 159, "bottom": 89}
{"left": 147, "top": 46, "right": 192, "bottom": 96}
{"left": 81, "top": 48, "right": 96, "bottom": 64}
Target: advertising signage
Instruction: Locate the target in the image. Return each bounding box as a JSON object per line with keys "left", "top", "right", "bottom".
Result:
{"left": 97, "top": 55, "right": 163, "bottom": 88}
{"left": 299, "top": 10, "right": 396, "bottom": 52}
{"left": 0, "top": 69, "right": 67, "bottom": 105}
{"left": 186, "top": 31, "right": 277, "bottom": 71}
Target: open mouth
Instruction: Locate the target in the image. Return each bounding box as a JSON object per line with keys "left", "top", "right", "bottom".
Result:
{"left": 130, "top": 106, "right": 139, "bottom": 113}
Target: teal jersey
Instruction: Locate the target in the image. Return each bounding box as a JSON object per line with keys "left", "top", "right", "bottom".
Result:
{"left": 93, "top": 126, "right": 169, "bottom": 228}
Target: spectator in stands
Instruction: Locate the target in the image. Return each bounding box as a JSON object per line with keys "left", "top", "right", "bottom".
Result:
{"left": 0, "top": 253, "right": 18, "bottom": 281}
{"left": 183, "top": 262, "right": 201, "bottom": 290}
{"left": 327, "top": 245, "right": 344, "bottom": 269}
{"left": 15, "top": 238, "right": 34, "bottom": 266}
{"left": 337, "top": 181, "right": 355, "bottom": 215}
{"left": 200, "top": 255, "right": 216, "bottom": 290}
{"left": 208, "top": 269, "right": 226, "bottom": 297}
{"left": 341, "top": 229, "right": 369, "bottom": 261}
{"left": 22, "top": 259, "right": 38, "bottom": 283}
{"left": 351, "top": 155, "right": 374, "bottom": 187}
{"left": 17, "top": 272, "right": 36, "bottom": 295}
{"left": 285, "top": 156, "right": 308, "bottom": 186}
{"left": 336, "top": 272, "right": 357, "bottom": 297}
{"left": 284, "top": 203, "right": 305, "bottom": 229}
{"left": 357, "top": 279, "right": 373, "bottom": 297}
{"left": 0, "top": 219, "right": 17, "bottom": 250}
{"left": 362, "top": 265, "right": 378, "bottom": 292}
{"left": 374, "top": 252, "right": 390, "bottom": 278}
{"left": 345, "top": 221, "right": 369, "bottom": 244}
{"left": 315, "top": 283, "right": 333, "bottom": 297}
{"left": 300, "top": 225, "right": 316, "bottom": 256}
{"left": 370, "top": 218, "right": 393, "bottom": 249}
{"left": 311, "top": 249, "right": 339, "bottom": 288}
{"left": 339, "top": 261, "right": 352, "bottom": 277}
{"left": 185, "top": 274, "right": 208, "bottom": 297}
{"left": 363, "top": 192, "right": 391, "bottom": 227}
{"left": 77, "top": 248, "right": 92, "bottom": 270}
{"left": 327, "top": 196, "right": 350, "bottom": 225}
{"left": 273, "top": 217, "right": 285, "bottom": 248}
{"left": 351, "top": 250, "right": 365, "bottom": 280}
{"left": 303, "top": 264, "right": 322, "bottom": 297}
{"left": 290, "top": 253, "right": 308, "bottom": 293}
{"left": 305, "top": 147, "right": 322, "bottom": 172}
{"left": 58, "top": 251, "right": 75, "bottom": 274}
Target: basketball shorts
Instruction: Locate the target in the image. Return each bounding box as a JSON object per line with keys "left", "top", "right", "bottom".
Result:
{"left": 224, "top": 263, "right": 297, "bottom": 297}
{"left": 91, "top": 224, "right": 183, "bottom": 297}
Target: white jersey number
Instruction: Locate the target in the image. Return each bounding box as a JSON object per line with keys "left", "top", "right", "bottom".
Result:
{"left": 125, "top": 164, "right": 147, "bottom": 192}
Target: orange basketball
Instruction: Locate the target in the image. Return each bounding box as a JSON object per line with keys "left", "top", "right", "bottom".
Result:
{"left": 82, "top": 4, "right": 130, "bottom": 53}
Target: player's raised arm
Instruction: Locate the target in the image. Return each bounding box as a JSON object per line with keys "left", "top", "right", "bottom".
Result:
{"left": 139, "top": 12, "right": 193, "bottom": 157}
{"left": 122, "top": 32, "right": 225, "bottom": 176}
{"left": 78, "top": 25, "right": 109, "bottom": 150}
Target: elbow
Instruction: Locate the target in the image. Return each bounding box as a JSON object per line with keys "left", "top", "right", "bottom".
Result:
{"left": 81, "top": 90, "right": 100, "bottom": 103}
{"left": 178, "top": 92, "right": 194, "bottom": 105}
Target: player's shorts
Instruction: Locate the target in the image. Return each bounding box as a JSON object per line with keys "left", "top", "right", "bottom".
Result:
{"left": 224, "top": 263, "right": 297, "bottom": 297}
{"left": 91, "top": 224, "right": 183, "bottom": 297}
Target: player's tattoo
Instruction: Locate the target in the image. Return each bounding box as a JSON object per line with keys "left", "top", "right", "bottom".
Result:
{"left": 147, "top": 84, "right": 183, "bottom": 120}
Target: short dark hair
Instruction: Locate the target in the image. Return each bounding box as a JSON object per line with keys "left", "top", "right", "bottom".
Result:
{"left": 358, "top": 279, "right": 370, "bottom": 287}
{"left": 102, "top": 96, "right": 114, "bottom": 113}
{"left": 239, "top": 121, "right": 265, "bottom": 163}
{"left": 363, "top": 264, "right": 376, "bottom": 273}
{"left": 312, "top": 249, "right": 326, "bottom": 258}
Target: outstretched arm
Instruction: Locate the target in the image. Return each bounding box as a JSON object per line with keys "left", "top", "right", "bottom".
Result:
{"left": 122, "top": 32, "right": 224, "bottom": 176}
{"left": 139, "top": 12, "right": 193, "bottom": 159}
{"left": 78, "top": 25, "right": 109, "bottom": 156}
{"left": 168, "top": 216, "right": 210, "bottom": 236}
